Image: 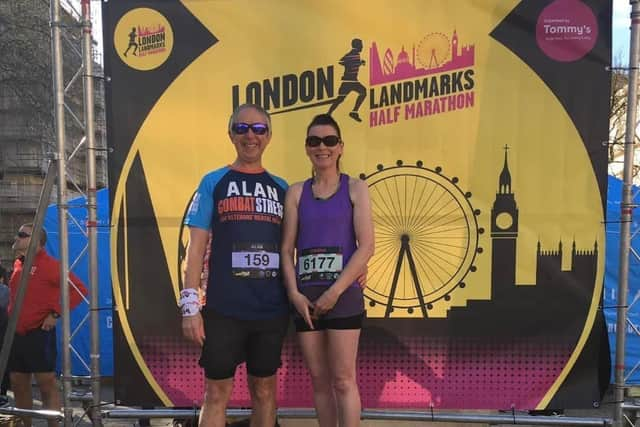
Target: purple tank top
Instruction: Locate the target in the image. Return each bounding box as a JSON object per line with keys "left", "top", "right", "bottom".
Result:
{"left": 296, "top": 174, "right": 357, "bottom": 287}
{"left": 295, "top": 174, "right": 363, "bottom": 318}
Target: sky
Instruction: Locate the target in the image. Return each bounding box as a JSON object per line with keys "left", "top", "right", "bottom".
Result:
{"left": 613, "top": 0, "right": 632, "bottom": 66}
{"left": 72, "top": 1, "right": 632, "bottom": 67}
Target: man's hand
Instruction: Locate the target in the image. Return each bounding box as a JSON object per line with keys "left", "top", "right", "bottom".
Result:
{"left": 356, "top": 266, "right": 368, "bottom": 290}
{"left": 41, "top": 313, "right": 57, "bottom": 331}
{"left": 182, "top": 313, "right": 205, "bottom": 347}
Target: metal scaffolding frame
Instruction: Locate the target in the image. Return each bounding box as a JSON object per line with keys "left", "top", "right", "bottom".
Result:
{"left": 0, "top": 0, "right": 101, "bottom": 425}
{"left": 615, "top": 2, "right": 640, "bottom": 427}
{"left": 50, "top": 0, "right": 101, "bottom": 426}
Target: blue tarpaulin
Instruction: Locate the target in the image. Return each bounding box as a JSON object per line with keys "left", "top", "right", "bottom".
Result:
{"left": 605, "top": 175, "right": 640, "bottom": 384}
{"left": 44, "top": 188, "right": 113, "bottom": 376}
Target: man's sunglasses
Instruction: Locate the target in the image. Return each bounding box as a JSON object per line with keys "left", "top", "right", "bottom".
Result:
{"left": 231, "top": 122, "right": 269, "bottom": 135}
{"left": 16, "top": 231, "right": 31, "bottom": 238}
{"left": 305, "top": 135, "right": 341, "bottom": 147}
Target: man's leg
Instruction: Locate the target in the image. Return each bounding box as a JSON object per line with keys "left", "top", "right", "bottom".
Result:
{"left": 10, "top": 372, "right": 33, "bottom": 427}
{"left": 199, "top": 309, "right": 246, "bottom": 427}
{"left": 199, "top": 378, "right": 234, "bottom": 427}
{"left": 247, "top": 375, "right": 277, "bottom": 427}
{"left": 245, "top": 315, "right": 288, "bottom": 427}
{"left": 34, "top": 372, "right": 60, "bottom": 427}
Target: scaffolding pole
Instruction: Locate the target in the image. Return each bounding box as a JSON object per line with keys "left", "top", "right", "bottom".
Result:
{"left": 615, "top": 1, "right": 640, "bottom": 426}
{"left": 80, "top": 1, "right": 101, "bottom": 425}
{"left": 50, "top": 1, "right": 72, "bottom": 426}
{"left": 101, "top": 408, "right": 612, "bottom": 426}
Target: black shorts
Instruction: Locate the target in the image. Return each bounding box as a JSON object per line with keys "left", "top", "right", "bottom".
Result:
{"left": 9, "top": 328, "right": 57, "bottom": 373}
{"left": 294, "top": 312, "right": 364, "bottom": 332}
{"left": 199, "top": 308, "right": 289, "bottom": 380}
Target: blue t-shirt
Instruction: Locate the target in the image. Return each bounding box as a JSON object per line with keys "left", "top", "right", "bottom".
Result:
{"left": 184, "top": 166, "right": 289, "bottom": 320}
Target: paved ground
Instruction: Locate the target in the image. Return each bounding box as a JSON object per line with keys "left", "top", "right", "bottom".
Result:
{"left": 4, "top": 379, "right": 619, "bottom": 427}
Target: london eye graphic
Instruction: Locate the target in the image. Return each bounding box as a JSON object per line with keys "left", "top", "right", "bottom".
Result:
{"left": 360, "top": 160, "right": 482, "bottom": 318}
{"left": 417, "top": 32, "right": 451, "bottom": 69}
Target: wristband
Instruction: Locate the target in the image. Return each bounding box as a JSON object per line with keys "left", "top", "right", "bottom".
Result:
{"left": 179, "top": 288, "right": 201, "bottom": 317}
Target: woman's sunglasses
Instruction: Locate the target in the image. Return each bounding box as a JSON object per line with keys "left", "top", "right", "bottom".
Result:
{"left": 305, "top": 135, "right": 341, "bottom": 147}
{"left": 16, "top": 231, "right": 31, "bottom": 238}
{"left": 231, "top": 122, "right": 269, "bottom": 135}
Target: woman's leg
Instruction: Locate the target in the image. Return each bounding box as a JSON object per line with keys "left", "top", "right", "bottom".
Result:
{"left": 327, "top": 329, "right": 361, "bottom": 427}
{"left": 298, "top": 331, "right": 336, "bottom": 427}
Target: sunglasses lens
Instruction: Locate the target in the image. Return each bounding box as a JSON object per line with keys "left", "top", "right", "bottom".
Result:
{"left": 323, "top": 136, "right": 340, "bottom": 147}
{"left": 250, "top": 124, "right": 268, "bottom": 135}
{"left": 305, "top": 136, "right": 322, "bottom": 147}
{"left": 232, "top": 123, "right": 250, "bottom": 134}
{"left": 17, "top": 232, "right": 30, "bottom": 238}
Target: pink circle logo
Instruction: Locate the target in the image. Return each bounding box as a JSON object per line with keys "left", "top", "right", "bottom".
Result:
{"left": 536, "top": 0, "right": 598, "bottom": 62}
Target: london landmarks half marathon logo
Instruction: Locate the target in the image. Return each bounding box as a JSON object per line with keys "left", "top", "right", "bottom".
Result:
{"left": 114, "top": 8, "right": 174, "bottom": 71}
{"left": 231, "top": 29, "right": 476, "bottom": 128}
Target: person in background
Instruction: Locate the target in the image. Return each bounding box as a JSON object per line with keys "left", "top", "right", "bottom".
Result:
{"left": 8, "top": 223, "right": 88, "bottom": 427}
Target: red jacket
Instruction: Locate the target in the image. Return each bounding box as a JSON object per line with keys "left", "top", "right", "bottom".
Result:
{"left": 9, "top": 249, "right": 88, "bottom": 334}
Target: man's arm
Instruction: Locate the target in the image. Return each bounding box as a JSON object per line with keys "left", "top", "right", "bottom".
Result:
{"left": 181, "top": 227, "right": 209, "bottom": 346}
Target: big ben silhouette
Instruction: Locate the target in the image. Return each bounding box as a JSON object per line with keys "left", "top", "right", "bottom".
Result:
{"left": 491, "top": 145, "right": 519, "bottom": 292}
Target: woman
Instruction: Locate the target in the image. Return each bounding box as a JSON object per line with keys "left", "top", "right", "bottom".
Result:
{"left": 281, "top": 114, "right": 374, "bottom": 427}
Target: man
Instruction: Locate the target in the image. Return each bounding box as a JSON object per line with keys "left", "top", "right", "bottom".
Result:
{"left": 181, "top": 104, "right": 289, "bottom": 427}
{"left": 8, "top": 223, "right": 88, "bottom": 427}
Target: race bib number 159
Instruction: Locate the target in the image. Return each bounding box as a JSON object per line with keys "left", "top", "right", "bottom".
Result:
{"left": 232, "top": 242, "right": 279, "bottom": 279}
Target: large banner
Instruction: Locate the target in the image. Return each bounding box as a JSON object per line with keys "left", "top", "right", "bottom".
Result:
{"left": 103, "top": 0, "right": 611, "bottom": 410}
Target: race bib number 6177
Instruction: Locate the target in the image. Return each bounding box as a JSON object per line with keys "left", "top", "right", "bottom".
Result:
{"left": 298, "top": 246, "right": 343, "bottom": 283}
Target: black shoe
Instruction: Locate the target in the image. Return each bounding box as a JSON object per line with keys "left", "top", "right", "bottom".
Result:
{"left": 349, "top": 112, "right": 362, "bottom": 122}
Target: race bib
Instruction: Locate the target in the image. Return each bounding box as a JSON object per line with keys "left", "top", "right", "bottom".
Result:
{"left": 232, "top": 242, "right": 279, "bottom": 279}
{"left": 298, "top": 246, "right": 343, "bottom": 283}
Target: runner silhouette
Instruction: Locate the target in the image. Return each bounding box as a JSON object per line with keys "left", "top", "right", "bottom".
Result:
{"left": 124, "top": 27, "right": 138, "bottom": 57}
{"left": 328, "top": 38, "right": 367, "bottom": 122}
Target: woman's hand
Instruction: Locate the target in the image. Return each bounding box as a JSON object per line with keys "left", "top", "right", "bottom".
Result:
{"left": 290, "top": 291, "right": 315, "bottom": 330}
{"left": 312, "top": 287, "right": 340, "bottom": 318}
